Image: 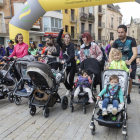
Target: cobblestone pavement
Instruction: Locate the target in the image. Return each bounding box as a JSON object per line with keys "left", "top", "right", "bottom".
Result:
{"left": 0, "top": 80, "right": 140, "bottom": 140}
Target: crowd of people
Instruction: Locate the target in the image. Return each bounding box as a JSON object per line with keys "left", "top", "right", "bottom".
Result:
{"left": 0, "top": 24, "right": 138, "bottom": 107}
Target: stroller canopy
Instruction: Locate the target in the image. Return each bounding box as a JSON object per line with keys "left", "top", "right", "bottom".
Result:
{"left": 27, "top": 61, "right": 54, "bottom": 88}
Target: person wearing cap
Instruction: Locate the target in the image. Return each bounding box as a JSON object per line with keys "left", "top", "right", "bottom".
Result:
{"left": 6, "top": 40, "right": 14, "bottom": 56}
{"left": 38, "top": 44, "right": 43, "bottom": 54}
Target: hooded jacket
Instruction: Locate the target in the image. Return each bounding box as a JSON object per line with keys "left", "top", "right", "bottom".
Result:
{"left": 0, "top": 47, "right": 6, "bottom": 59}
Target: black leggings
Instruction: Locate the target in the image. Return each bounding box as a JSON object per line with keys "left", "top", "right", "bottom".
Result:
{"left": 64, "top": 67, "right": 76, "bottom": 91}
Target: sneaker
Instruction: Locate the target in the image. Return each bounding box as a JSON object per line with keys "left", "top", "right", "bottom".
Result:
{"left": 127, "top": 95, "right": 131, "bottom": 104}
{"left": 93, "top": 88, "right": 97, "bottom": 94}
{"left": 66, "top": 90, "right": 70, "bottom": 96}
{"left": 112, "top": 108, "right": 118, "bottom": 115}
{"left": 88, "top": 98, "right": 94, "bottom": 103}
{"left": 102, "top": 109, "right": 108, "bottom": 116}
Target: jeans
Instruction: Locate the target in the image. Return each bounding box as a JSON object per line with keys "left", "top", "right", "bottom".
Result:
{"left": 102, "top": 98, "right": 119, "bottom": 109}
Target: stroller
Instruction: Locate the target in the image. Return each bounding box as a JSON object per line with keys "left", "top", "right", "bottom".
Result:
{"left": 0, "top": 58, "right": 16, "bottom": 102}
{"left": 27, "top": 61, "right": 68, "bottom": 118}
{"left": 90, "top": 69, "right": 129, "bottom": 140}
{"left": 13, "top": 55, "right": 36, "bottom": 105}
{"left": 70, "top": 58, "right": 101, "bottom": 114}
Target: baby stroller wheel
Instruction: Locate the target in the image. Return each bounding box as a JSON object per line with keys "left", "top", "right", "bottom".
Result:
{"left": 8, "top": 92, "right": 15, "bottom": 103}
{"left": 30, "top": 106, "right": 36, "bottom": 116}
{"left": 91, "top": 125, "right": 96, "bottom": 135}
{"left": 43, "top": 107, "right": 50, "bottom": 118}
{"left": 61, "top": 96, "right": 68, "bottom": 110}
{"left": 15, "top": 96, "right": 21, "bottom": 105}
{"left": 71, "top": 106, "right": 74, "bottom": 113}
{"left": 123, "top": 134, "right": 127, "bottom": 140}
{"left": 83, "top": 108, "right": 86, "bottom": 114}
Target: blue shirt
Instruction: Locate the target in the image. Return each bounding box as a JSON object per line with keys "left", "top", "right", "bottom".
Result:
{"left": 112, "top": 36, "right": 137, "bottom": 65}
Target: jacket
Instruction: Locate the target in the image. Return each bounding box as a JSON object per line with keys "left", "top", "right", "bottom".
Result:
{"left": 80, "top": 42, "right": 103, "bottom": 62}
{"left": 105, "top": 44, "right": 110, "bottom": 53}
{"left": 109, "top": 60, "right": 129, "bottom": 73}
{"left": 28, "top": 48, "right": 39, "bottom": 55}
{"left": 75, "top": 76, "right": 92, "bottom": 88}
{"left": 57, "top": 29, "right": 76, "bottom": 67}
{"left": 6, "top": 46, "right": 14, "bottom": 56}
{"left": 0, "top": 47, "right": 6, "bottom": 59}
{"left": 101, "top": 47, "right": 108, "bottom": 62}
{"left": 98, "top": 85, "right": 124, "bottom": 103}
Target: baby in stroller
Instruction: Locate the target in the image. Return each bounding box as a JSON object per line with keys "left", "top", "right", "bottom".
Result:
{"left": 97, "top": 75, "right": 124, "bottom": 116}
{"left": 74, "top": 69, "right": 94, "bottom": 103}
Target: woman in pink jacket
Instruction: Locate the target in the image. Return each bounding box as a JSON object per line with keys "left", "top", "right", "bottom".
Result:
{"left": 80, "top": 33, "right": 103, "bottom": 62}
{"left": 4, "top": 33, "right": 28, "bottom": 85}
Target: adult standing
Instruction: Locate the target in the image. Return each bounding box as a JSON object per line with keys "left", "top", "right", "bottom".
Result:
{"left": 57, "top": 27, "right": 76, "bottom": 96}
{"left": 105, "top": 41, "right": 111, "bottom": 54}
{"left": 109, "top": 25, "right": 137, "bottom": 104}
{"left": 28, "top": 42, "right": 39, "bottom": 57}
{"left": 0, "top": 44, "right": 6, "bottom": 60}
{"left": 3, "top": 33, "right": 28, "bottom": 82}
{"left": 80, "top": 33, "right": 103, "bottom": 93}
{"left": 6, "top": 40, "right": 14, "bottom": 57}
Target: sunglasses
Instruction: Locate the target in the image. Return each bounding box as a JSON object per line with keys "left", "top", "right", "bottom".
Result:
{"left": 7, "top": 40, "right": 11, "bottom": 42}
{"left": 30, "top": 42, "right": 33, "bottom": 43}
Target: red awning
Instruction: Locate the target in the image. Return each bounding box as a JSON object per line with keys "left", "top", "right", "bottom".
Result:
{"left": 44, "top": 32, "right": 65, "bottom": 37}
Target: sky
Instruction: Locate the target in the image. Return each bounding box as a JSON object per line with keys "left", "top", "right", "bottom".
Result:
{"left": 114, "top": 2, "right": 140, "bottom": 25}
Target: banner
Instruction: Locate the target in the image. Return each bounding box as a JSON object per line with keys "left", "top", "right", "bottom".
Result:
{"left": 9, "top": 0, "right": 140, "bottom": 45}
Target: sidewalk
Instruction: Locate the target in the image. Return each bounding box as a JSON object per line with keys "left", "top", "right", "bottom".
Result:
{"left": 0, "top": 82, "right": 140, "bottom": 140}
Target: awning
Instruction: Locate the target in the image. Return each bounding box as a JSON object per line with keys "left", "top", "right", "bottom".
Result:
{"left": 44, "top": 32, "right": 65, "bottom": 37}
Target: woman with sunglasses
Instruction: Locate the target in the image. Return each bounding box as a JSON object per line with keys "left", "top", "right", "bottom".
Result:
{"left": 28, "top": 42, "right": 39, "bottom": 57}
{"left": 6, "top": 40, "right": 14, "bottom": 57}
{"left": 57, "top": 27, "right": 76, "bottom": 96}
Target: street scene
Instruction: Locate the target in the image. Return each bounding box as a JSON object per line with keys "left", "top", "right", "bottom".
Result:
{"left": 1, "top": 0, "right": 140, "bottom": 140}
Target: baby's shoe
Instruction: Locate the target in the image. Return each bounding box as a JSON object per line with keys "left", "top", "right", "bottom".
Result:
{"left": 112, "top": 107, "right": 118, "bottom": 115}
{"left": 88, "top": 98, "right": 94, "bottom": 103}
{"left": 102, "top": 109, "right": 108, "bottom": 116}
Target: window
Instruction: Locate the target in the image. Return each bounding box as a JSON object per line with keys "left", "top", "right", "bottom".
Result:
{"left": 119, "top": 21, "right": 122, "bottom": 25}
{"left": 111, "top": 17, "right": 113, "bottom": 28}
{"left": 13, "top": 2, "right": 24, "bottom": 15}
{"left": 0, "top": 37, "right": 4, "bottom": 45}
{"left": 65, "top": 9, "right": 68, "bottom": 13}
{"left": 71, "top": 26, "right": 74, "bottom": 38}
{"left": 89, "top": 24, "right": 92, "bottom": 34}
{"left": 81, "top": 7, "right": 84, "bottom": 13}
{"left": 81, "top": 23, "right": 85, "bottom": 34}
{"left": 89, "top": 7, "right": 93, "bottom": 14}
{"left": 51, "top": 18, "right": 62, "bottom": 32}
{"left": 71, "top": 9, "right": 75, "bottom": 21}
{"left": 43, "top": 17, "right": 50, "bottom": 32}
{"left": 55, "top": 10, "right": 61, "bottom": 13}
{"left": 110, "top": 32, "right": 114, "bottom": 40}
{"left": 65, "top": 25, "right": 68, "bottom": 32}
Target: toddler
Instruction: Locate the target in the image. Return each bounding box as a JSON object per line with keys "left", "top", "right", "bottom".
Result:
{"left": 97, "top": 75, "right": 124, "bottom": 116}
{"left": 106, "top": 49, "right": 132, "bottom": 73}
{"left": 74, "top": 69, "right": 93, "bottom": 103}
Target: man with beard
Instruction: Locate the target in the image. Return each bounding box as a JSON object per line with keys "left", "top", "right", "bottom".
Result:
{"left": 109, "top": 25, "right": 137, "bottom": 104}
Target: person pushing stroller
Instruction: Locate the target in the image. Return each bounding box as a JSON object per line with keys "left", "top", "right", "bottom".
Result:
{"left": 97, "top": 75, "right": 124, "bottom": 116}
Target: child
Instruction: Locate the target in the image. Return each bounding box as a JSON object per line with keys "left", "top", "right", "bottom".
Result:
{"left": 74, "top": 69, "right": 93, "bottom": 103}
{"left": 97, "top": 75, "right": 124, "bottom": 116}
{"left": 106, "top": 49, "right": 132, "bottom": 73}
{"left": 75, "top": 55, "right": 80, "bottom": 65}
{"left": 38, "top": 57, "right": 46, "bottom": 63}
{"left": 44, "top": 41, "right": 56, "bottom": 55}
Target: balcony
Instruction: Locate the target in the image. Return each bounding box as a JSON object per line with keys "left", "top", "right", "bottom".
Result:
{"left": 0, "top": 1, "right": 7, "bottom": 7}
{"left": 0, "top": 23, "right": 9, "bottom": 35}
{"left": 98, "top": 35, "right": 105, "bottom": 41}
{"left": 80, "top": 13, "right": 88, "bottom": 21}
{"left": 70, "top": 15, "right": 76, "bottom": 23}
{"left": 88, "top": 13, "right": 95, "bottom": 23}
{"left": 51, "top": 27, "right": 61, "bottom": 33}
{"left": 98, "top": 22, "right": 105, "bottom": 29}
{"left": 98, "top": 8, "right": 105, "bottom": 15}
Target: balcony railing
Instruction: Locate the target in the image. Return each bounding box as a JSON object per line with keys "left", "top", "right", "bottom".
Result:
{"left": 98, "top": 22, "right": 105, "bottom": 28}
{"left": 98, "top": 36, "right": 105, "bottom": 41}
{"left": 0, "top": 23, "right": 8, "bottom": 34}
{"left": 80, "top": 13, "right": 88, "bottom": 21}
{"left": 88, "top": 13, "right": 95, "bottom": 23}
{"left": 51, "top": 27, "right": 61, "bottom": 32}
{"left": 98, "top": 8, "right": 105, "bottom": 15}
{"left": 0, "top": 1, "right": 7, "bottom": 7}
